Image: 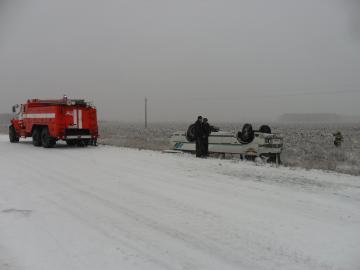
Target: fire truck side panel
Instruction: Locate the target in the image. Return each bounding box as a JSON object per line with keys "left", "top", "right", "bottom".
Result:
{"left": 23, "top": 105, "right": 57, "bottom": 137}
{"left": 84, "top": 108, "right": 98, "bottom": 133}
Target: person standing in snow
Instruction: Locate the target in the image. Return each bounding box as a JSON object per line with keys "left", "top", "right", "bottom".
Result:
{"left": 202, "top": 118, "right": 219, "bottom": 157}
{"left": 194, "top": 116, "right": 204, "bottom": 157}
{"left": 333, "top": 131, "right": 344, "bottom": 147}
{"left": 202, "top": 118, "right": 211, "bottom": 157}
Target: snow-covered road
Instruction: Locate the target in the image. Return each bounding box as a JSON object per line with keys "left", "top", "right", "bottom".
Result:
{"left": 0, "top": 135, "right": 359, "bottom": 270}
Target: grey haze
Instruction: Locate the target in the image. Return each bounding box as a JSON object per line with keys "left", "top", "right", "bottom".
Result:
{"left": 0, "top": 0, "right": 359, "bottom": 122}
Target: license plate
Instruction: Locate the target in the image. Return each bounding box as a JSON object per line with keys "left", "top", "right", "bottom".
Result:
{"left": 272, "top": 139, "right": 281, "bottom": 144}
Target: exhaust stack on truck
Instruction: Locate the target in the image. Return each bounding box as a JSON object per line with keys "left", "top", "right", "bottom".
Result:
{"left": 9, "top": 96, "right": 99, "bottom": 147}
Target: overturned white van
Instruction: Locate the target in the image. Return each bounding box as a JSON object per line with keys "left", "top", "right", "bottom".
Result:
{"left": 169, "top": 124, "right": 283, "bottom": 163}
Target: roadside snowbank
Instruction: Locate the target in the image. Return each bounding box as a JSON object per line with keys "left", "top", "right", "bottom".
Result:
{"left": 0, "top": 135, "right": 359, "bottom": 270}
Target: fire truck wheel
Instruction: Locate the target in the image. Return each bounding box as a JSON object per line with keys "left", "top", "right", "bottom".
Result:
{"left": 76, "top": 139, "right": 89, "bottom": 147}
{"left": 66, "top": 140, "right": 76, "bottom": 146}
{"left": 9, "top": 126, "right": 19, "bottom": 143}
{"left": 32, "top": 128, "right": 42, "bottom": 146}
{"left": 41, "top": 127, "right": 56, "bottom": 148}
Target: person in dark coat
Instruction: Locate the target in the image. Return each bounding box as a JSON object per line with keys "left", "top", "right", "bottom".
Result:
{"left": 202, "top": 118, "right": 218, "bottom": 157}
{"left": 194, "top": 116, "right": 204, "bottom": 157}
{"left": 202, "top": 118, "right": 211, "bottom": 157}
{"left": 333, "top": 131, "right": 344, "bottom": 147}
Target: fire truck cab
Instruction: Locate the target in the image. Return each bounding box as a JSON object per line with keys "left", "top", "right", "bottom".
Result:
{"left": 9, "top": 96, "right": 99, "bottom": 148}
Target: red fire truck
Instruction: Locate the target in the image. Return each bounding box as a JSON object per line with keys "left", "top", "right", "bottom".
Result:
{"left": 9, "top": 96, "right": 99, "bottom": 147}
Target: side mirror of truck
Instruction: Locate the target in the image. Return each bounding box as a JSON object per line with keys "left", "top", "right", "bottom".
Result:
{"left": 12, "top": 104, "right": 19, "bottom": 113}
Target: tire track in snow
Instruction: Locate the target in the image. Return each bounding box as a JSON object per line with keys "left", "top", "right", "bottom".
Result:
{"left": 1, "top": 139, "right": 359, "bottom": 270}
{"left": 15, "top": 154, "right": 337, "bottom": 270}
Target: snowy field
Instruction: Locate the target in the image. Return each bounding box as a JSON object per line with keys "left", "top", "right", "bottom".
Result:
{"left": 0, "top": 135, "right": 359, "bottom": 270}
{"left": 99, "top": 121, "right": 360, "bottom": 175}
{"left": 1, "top": 116, "right": 360, "bottom": 175}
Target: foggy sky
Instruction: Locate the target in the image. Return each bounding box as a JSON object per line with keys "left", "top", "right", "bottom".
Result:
{"left": 0, "top": 0, "right": 359, "bottom": 122}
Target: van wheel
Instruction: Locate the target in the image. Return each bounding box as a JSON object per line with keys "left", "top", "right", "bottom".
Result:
{"left": 41, "top": 127, "right": 56, "bottom": 148}
{"left": 259, "top": 125, "right": 271, "bottom": 134}
{"left": 186, "top": 124, "right": 196, "bottom": 142}
{"left": 32, "top": 128, "right": 42, "bottom": 146}
{"left": 9, "top": 126, "right": 19, "bottom": 143}
{"left": 240, "top": 123, "right": 254, "bottom": 143}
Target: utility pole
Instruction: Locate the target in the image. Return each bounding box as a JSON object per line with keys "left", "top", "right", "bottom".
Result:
{"left": 145, "top": 97, "right": 148, "bottom": 129}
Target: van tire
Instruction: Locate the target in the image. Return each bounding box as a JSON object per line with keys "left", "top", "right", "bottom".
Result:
{"left": 186, "top": 124, "right": 196, "bottom": 142}
{"left": 259, "top": 125, "right": 271, "bottom": 134}
{"left": 240, "top": 123, "right": 254, "bottom": 143}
